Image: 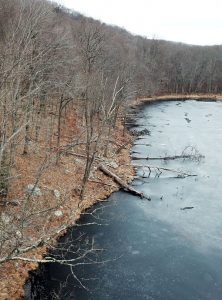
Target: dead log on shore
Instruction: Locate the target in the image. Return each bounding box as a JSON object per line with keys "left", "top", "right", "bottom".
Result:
{"left": 88, "top": 179, "right": 117, "bottom": 188}
{"left": 98, "top": 164, "right": 151, "bottom": 200}
{"left": 65, "top": 152, "right": 103, "bottom": 161}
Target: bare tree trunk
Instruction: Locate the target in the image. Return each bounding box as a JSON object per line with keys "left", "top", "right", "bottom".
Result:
{"left": 56, "top": 94, "right": 64, "bottom": 164}
{"left": 104, "top": 125, "right": 111, "bottom": 157}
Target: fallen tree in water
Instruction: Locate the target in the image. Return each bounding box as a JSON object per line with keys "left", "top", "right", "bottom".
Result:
{"left": 132, "top": 146, "right": 204, "bottom": 163}
{"left": 132, "top": 154, "right": 204, "bottom": 161}
{"left": 98, "top": 164, "right": 151, "bottom": 200}
{"left": 134, "top": 165, "right": 197, "bottom": 178}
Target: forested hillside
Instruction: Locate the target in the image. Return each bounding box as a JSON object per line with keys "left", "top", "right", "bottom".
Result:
{"left": 0, "top": 0, "right": 222, "bottom": 298}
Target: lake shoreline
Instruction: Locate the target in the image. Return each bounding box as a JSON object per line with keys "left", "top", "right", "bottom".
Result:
{"left": 3, "top": 93, "right": 220, "bottom": 299}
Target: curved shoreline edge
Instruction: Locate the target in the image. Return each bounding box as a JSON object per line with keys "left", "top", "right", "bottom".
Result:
{"left": 135, "top": 94, "right": 222, "bottom": 105}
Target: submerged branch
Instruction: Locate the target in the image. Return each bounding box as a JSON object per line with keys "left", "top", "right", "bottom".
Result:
{"left": 134, "top": 164, "right": 197, "bottom": 178}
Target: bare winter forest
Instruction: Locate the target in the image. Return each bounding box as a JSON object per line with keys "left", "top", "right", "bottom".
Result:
{"left": 1, "top": 0, "right": 222, "bottom": 298}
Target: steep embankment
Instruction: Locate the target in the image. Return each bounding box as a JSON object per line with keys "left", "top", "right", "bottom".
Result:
{"left": 0, "top": 110, "right": 135, "bottom": 300}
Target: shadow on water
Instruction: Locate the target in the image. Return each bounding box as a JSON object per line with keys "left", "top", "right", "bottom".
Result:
{"left": 25, "top": 100, "right": 222, "bottom": 300}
